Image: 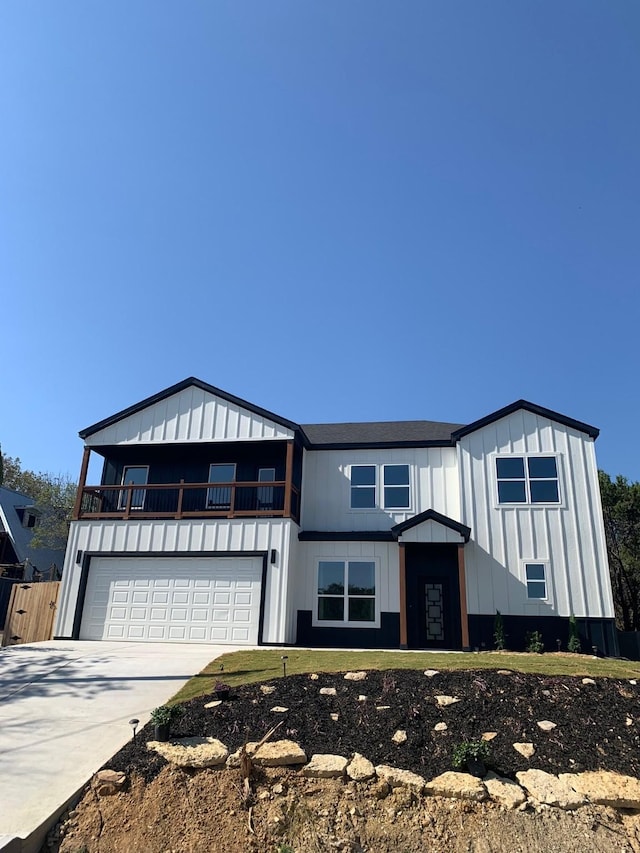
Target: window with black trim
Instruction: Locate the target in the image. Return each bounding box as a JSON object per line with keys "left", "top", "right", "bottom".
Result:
{"left": 525, "top": 563, "right": 547, "bottom": 599}
{"left": 350, "top": 464, "right": 410, "bottom": 510}
{"left": 207, "top": 463, "right": 236, "bottom": 509}
{"left": 496, "top": 456, "right": 559, "bottom": 504}
{"left": 317, "top": 560, "right": 376, "bottom": 624}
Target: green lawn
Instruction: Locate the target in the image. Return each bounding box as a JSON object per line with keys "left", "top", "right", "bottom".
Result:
{"left": 170, "top": 648, "right": 640, "bottom": 705}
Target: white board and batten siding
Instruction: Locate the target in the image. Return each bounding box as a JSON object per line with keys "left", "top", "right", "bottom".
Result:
{"left": 458, "top": 409, "right": 614, "bottom": 620}
{"left": 397, "top": 520, "right": 465, "bottom": 544}
{"left": 83, "top": 385, "right": 295, "bottom": 446}
{"left": 56, "top": 519, "right": 297, "bottom": 644}
{"left": 301, "top": 447, "right": 460, "bottom": 532}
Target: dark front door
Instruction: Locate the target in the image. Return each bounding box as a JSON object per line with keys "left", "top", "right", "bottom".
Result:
{"left": 405, "top": 544, "right": 461, "bottom": 649}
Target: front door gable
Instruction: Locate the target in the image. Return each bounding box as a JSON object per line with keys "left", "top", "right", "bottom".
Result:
{"left": 392, "top": 509, "right": 471, "bottom": 544}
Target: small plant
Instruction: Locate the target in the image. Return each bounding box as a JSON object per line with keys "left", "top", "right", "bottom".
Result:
{"left": 150, "top": 704, "right": 183, "bottom": 726}
{"left": 452, "top": 739, "right": 489, "bottom": 770}
{"left": 525, "top": 630, "right": 544, "bottom": 654}
{"left": 493, "top": 610, "right": 506, "bottom": 651}
{"left": 567, "top": 614, "right": 581, "bottom": 653}
{"left": 215, "top": 681, "right": 231, "bottom": 693}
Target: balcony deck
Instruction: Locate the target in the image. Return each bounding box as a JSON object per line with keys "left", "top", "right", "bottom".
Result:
{"left": 76, "top": 480, "right": 300, "bottom": 522}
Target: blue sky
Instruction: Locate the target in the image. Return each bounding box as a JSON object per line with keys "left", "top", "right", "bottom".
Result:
{"left": 1, "top": 1, "right": 638, "bottom": 481}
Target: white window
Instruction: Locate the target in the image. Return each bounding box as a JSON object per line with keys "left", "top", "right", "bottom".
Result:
{"left": 257, "top": 467, "right": 276, "bottom": 510}
{"left": 118, "top": 466, "right": 149, "bottom": 510}
{"left": 525, "top": 563, "right": 548, "bottom": 599}
{"left": 207, "top": 463, "right": 236, "bottom": 509}
{"left": 316, "top": 560, "right": 377, "bottom": 625}
{"left": 496, "top": 456, "right": 560, "bottom": 504}
{"left": 350, "top": 464, "right": 410, "bottom": 510}
{"left": 350, "top": 465, "right": 376, "bottom": 508}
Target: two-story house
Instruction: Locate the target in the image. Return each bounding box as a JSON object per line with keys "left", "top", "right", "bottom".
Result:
{"left": 55, "top": 378, "right": 617, "bottom": 655}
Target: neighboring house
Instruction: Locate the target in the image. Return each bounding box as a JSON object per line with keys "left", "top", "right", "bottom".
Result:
{"left": 54, "top": 378, "right": 617, "bottom": 655}
{"left": 0, "top": 486, "right": 65, "bottom": 580}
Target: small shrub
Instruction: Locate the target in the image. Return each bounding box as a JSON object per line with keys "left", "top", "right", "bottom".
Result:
{"left": 493, "top": 610, "right": 506, "bottom": 650}
{"left": 215, "top": 681, "right": 231, "bottom": 693}
{"left": 452, "top": 739, "right": 489, "bottom": 770}
{"left": 525, "top": 630, "right": 544, "bottom": 654}
{"left": 567, "top": 615, "right": 581, "bottom": 653}
{"left": 150, "top": 704, "right": 183, "bottom": 726}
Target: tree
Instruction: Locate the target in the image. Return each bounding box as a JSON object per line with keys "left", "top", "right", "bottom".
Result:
{"left": 0, "top": 452, "right": 77, "bottom": 552}
{"left": 599, "top": 471, "right": 640, "bottom": 631}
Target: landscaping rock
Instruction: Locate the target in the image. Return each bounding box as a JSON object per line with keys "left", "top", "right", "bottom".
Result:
{"left": 581, "top": 678, "right": 596, "bottom": 686}
{"left": 497, "top": 670, "right": 513, "bottom": 675}
{"left": 319, "top": 687, "right": 337, "bottom": 696}
{"left": 513, "top": 742, "right": 535, "bottom": 758}
{"left": 93, "top": 769, "right": 127, "bottom": 797}
{"left": 260, "top": 685, "right": 276, "bottom": 695}
{"left": 302, "top": 754, "right": 348, "bottom": 778}
{"left": 482, "top": 732, "right": 497, "bottom": 741}
{"left": 537, "top": 720, "right": 557, "bottom": 731}
{"left": 425, "top": 772, "right": 487, "bottom": 802}
{"left": 347, "top": 753, "right": 375, "bottom": 782}
{"left": 310, "top": 673, "right": 319, "bottom": 680}
{"left": 252, "top": 739, "right": 307, "bottom": 767}
{"left": 358, "top": 695, "right": 367, "bottom": 702}
{"left": 376, "top": 705, "right": 391, "bottom": 711}
{"left": 375, "top": 765, "right": 426, "bottom": 793}
{"left": 424, "top": 669, "right": 440, "bottom": 678}
{"left": 226, "top": 743, "right": 259, "bottom": 768}
{"left": 330, "top": 713, "right": 339, "bottom": 721}
{"left": 434, "top": 722, "right": 448, "bottom": 732}
{"left": 148, "top": 737, "right": 228, "bottom": 769}
{"left": 483, "top": 771, "right": 526, "bottom": 809}
{"left": 515, "top": 770, "right": 586, "bottom": 810}
{"left": 391, "top": 729, "right": 407, "bottom": 744}
{"left": 270, "top": 706, "right": 289, "bottom": 713}
{"left": 344, "top": 671, "right": 367, "bottom": 681}
{"left": 204, "top": 699, "right": 222, "bottom": 708}
{"left": 559, "top": 771, "right": 640, "bottom": 809}
{"left": 435, "top": 695, "right": 461, "bottom": 707}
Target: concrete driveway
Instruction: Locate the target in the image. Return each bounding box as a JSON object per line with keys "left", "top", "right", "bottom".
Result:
{"left": 0, "top": 640, "right": 237, "bottom": 852}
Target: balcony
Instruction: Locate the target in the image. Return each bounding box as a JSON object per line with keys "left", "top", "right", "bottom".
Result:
{"left": 76, "top": 479, "right": 300, "bottom": 523}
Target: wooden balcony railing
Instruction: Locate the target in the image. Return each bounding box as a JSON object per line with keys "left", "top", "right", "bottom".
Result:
{"left": 76, "top": 480, "right": 301, "bottom": 523}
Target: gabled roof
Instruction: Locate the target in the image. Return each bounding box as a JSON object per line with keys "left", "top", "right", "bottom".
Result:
{"left": 300, "top": 420, "right": 462, "bottom": 449}
{"left": 79, "top": 377, "right": 300, "bottom": 439}
{"left": 451, "top": 400, "right": 599, "bottom": 441}
{"left": 391, "top": 509, "right": 471, "bottom": 542}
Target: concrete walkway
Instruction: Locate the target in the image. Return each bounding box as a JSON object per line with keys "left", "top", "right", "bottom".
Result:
{"left": 0, "top": 640, "right": 234, "bottom": 851}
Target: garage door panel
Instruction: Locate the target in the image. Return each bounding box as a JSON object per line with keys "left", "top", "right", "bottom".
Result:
{"left": 80, "top": 556, "right": 262, "bottom": 645}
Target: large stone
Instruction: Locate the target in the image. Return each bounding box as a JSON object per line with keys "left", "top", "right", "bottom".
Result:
{"left": 483, "top": 772, "right": 526, "bottom": 809}
{"left": 252, "top": 739, "right": 307, "bottom": 767}
{"left": 424, "top": 669, "right": 440, "bottom": 678}
{"left": 347, "top": 753, "right": 376, "bottom": 782}
{"left": 425, "top": 772, "right": 487, "bottom": 802}
{"left": 434, "top": 722, "right": 448, "bottom": 732}
{"left": 375, "top": 764, "right": 426, "bottom": 793}
{"left": 344, "top": 671, "right": 367, "bottom": 681}
{"left": 513, "top": 742, "right": 535, "bottom": 759}
{"left": 302, "top": 754, "right": 348, "bottom": 779}
{"left": 93, "top": 769, "right": 127, "bottom": 796}
{"left": 148, "top": 737, "right": 228, "bottom": 769}
{"left": 319, "top": 687, "right": 337, "bottom": 696}
{"left": 226, "top": 742, "right": 260, "bottom": 768}
{"left": 435, "top": 695, "right": 461, "bottom": 707}
{"left": 516, "top": 770, "right": 586, "bottom": 810}
{"left": 537, "top": 720, "right": 557, "bottom": 732}
{"left": 391, "top": 729, "right": 407, "bottom": 744}
{"left": 559, "top": 771, "right": 640, "bottom": 809}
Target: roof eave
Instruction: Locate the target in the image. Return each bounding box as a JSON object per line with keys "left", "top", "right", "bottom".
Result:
{"left": 451, "top": 400, "right": 599, "bottom": 441}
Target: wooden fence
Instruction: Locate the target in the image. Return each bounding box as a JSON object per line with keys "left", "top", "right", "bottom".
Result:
{"left": 1, "top": 581, "right": 61, "bottom": 646}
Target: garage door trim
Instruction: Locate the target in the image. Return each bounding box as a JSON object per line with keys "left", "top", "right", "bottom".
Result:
{"left": 68, "top": 550, "right": 269, "bottom": 644}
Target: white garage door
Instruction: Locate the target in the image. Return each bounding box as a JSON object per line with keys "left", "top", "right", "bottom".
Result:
{"left": 80, "top": 556, "right": 263, "bottom": 644}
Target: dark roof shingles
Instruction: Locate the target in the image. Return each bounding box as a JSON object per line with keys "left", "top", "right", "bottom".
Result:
{"left": 300, "top": 420, "right": 463, "bottom": 446}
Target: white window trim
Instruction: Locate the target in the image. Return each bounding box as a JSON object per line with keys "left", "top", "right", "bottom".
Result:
{"left": 118, "top": 465, "right": 149, "bottom": 510}
{"left": 494, "top": 454, "right": 562, "bottom": 508}
{"left": 523, "top": 560, "right": 551, "bottom": 602}
{"left": 312, "top": 557, "right": 381, "bottom": 629}
{"left": 348, "top": 464, "right": 413, "bottom": 513}
{"left": 207, "top": 463, "right": 236, "bottom": 509}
